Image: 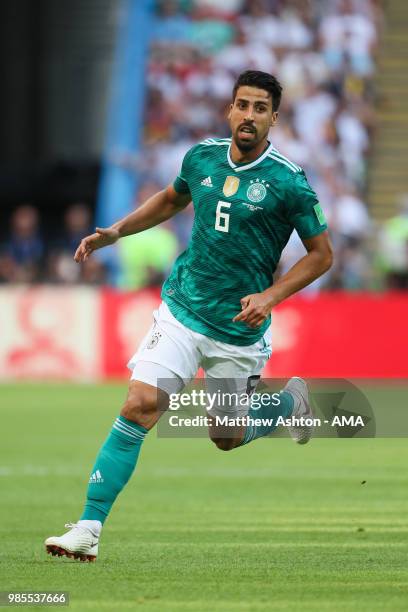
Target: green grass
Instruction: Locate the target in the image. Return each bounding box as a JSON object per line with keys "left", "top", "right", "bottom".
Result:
{"left": 1, "top": 383, "right": 408, "bottom": 611}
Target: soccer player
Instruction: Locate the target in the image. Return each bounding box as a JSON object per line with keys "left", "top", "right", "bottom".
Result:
{"left": 45, "top": 70, "right": 333, "bottom": 561}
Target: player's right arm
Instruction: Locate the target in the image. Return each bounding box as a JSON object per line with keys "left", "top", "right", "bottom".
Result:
{"left": 74, "top": 185, "right": 190, "bottom": 262}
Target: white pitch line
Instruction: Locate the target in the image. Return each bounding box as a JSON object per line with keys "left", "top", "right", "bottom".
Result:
{"left": 0, "top": 465, "right": 82, "bottom": 476}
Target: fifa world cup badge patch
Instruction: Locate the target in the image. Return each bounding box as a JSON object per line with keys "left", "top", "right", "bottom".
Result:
{"left": 313, "top": 203, "right": 327, "bottom": 225}
{"left": 247, "top": 179, "right": 267, "bottom": 203}
{"left": 223, "top": 176, "right": 240, "bottom": 197}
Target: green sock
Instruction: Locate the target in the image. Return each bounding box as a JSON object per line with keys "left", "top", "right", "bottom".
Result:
{"left": 80, "top": 416, "right": 147, "bottom": 523}
{"left": 239, "top": 391, "right": 294, "bottom": 446}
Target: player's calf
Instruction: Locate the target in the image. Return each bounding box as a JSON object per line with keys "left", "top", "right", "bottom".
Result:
{"left": 45, "top": 380, "right": 167, "bottom": 560}
{"left": 208, "top": 417, "right": 245, "bottom": 451}
{"left": 210, "top": 436, "right": 243, "bottom": 451}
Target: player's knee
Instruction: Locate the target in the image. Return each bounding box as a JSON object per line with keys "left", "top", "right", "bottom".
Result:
{"left": 210, "top": 437, "right": 239, "bottom": 452}
{"left": 120, "top": 382, "right": 163, "bottom": 428}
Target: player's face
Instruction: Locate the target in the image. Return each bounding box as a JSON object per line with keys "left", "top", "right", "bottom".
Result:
{"left": 228, "top": 86, "right": 278, "bottom": 152}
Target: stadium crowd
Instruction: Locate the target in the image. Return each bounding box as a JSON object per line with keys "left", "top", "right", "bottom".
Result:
{"left": 2, "top": 0, "right": 407, "bottom": 290}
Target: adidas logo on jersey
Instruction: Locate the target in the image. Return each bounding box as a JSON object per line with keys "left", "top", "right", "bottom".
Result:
{"left": 89, "top": 470, "right": 104, "bottom": 484}
{"left": 201, "top": 176, "right": 213, "bottom": 187}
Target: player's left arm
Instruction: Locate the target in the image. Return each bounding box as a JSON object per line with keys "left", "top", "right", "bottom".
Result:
{"left": 233, "top": 230, "right": 333, "bottom": 328}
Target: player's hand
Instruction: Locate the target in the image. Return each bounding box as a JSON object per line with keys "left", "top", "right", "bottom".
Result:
{"left": 74, "top": 227, "right": 120, "bottom": 262}
{"left": 232, "top": 293, "right": 272, "bottom": 328}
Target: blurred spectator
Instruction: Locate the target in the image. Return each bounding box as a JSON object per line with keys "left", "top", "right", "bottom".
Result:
{"left": 214, "top": 26, "right": 277, "bottom": 74}
{"left": 377, "top": 196, "right": 408, "bottom": 289}
{"left": 332, "top": 185, "right": 371, "bottom": 242}
{"left": 153, "top": 1, "right": 192, "bottom": 43}
{"left": 240, "top": 1, "right": 313, "bottom": 50}
{"left": 336, "top": 102, "right": 369, "bottom": 185}
{"left": 0, "top": 205, "right": 44, "bottom": 283}
{"left": 47, "top": 202, "right": 107, "bottom": 285}
{"left": 195, "top": 0, "right": 245, "bottom": 15}
{"left": 319, "top": 0, "right": 377, "bottom": 77}
{"left": 293, "top": 82, "right": 337, "bottom": 149}
{"left": 328, "top": 238, "right": 372, "bottom": 290}
{"left": 81, "top": 258, "right": 108, "bottom": 285}
{"left": 61, "top": 203, "right": 93, "bottom": 253}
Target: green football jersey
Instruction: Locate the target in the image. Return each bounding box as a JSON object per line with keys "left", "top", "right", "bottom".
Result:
{"left": 162, "top": 137, "right": 327, "bottom": 346}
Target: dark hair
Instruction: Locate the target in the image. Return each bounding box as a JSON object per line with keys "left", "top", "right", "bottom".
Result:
{"left": 232, "top": 70, "right": 283, "bottom": 112}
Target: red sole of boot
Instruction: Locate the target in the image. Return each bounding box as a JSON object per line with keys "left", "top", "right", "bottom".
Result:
{"left": 46, "top": 544, "right": 96, "bottom": 562}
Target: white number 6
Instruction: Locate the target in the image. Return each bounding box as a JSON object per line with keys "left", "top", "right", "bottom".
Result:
{"left": 215, "top": 200, "right": 231, "bottom": 233}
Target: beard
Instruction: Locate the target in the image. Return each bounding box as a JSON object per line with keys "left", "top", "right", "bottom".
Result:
{"left": 234, "top": 132, "right": 259, "bottom": 152}
{"left": 233, "top": 122, "right": 266, "bottom": 152}
{"left": 236, "top": 139, "right": 257, "bottom": 152}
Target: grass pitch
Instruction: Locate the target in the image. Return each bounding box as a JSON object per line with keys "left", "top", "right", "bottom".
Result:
{"left": 1, "top": 383, "right": 408, "bottom": 611}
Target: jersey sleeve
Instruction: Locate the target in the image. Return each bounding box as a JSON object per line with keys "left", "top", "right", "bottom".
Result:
{"left": 286, "top": 171, "right": 328, "bottom": 239}
{"left": 173, "top": 145, "right": 197, "bottom": 194}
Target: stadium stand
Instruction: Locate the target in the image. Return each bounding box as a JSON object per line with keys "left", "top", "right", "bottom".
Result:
{"left": 367, "top": 0, "right": 408, "bottom": 222}
{"left": 142, "top": 0, "right": 384, "bottom": 291}
{"left": 2, "top": 0, "right": 400, "bottom": 291}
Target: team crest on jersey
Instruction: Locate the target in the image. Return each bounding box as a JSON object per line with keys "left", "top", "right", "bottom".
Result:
{"left": 223, "top": 176, "right": 240, "bottom": 197}
{"left": 147, "top": 329, "right": 162, "bottom": 349}
{"left": 247, "top": 179, "right": 267, "bottom": 203}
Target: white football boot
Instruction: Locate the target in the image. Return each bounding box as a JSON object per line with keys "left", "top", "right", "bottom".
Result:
{"left": 282, "top": 377, "right": 313, "bottom": 445}
{"left": 45, "top": 523, "right": 99, "bottom": 562}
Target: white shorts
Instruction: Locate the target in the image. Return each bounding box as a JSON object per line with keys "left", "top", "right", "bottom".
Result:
{"left": 127, "top": 301, "right": 272, "bottom": 418}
